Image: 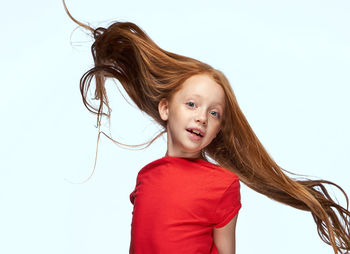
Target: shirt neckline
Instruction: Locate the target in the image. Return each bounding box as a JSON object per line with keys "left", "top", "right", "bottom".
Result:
{"left": 161, "top": 155, "right": 216, "bottom": 167}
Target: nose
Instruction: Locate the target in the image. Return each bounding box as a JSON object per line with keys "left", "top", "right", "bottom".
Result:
{"left": 195, "top": 109, "right": 207, "bottom": 125}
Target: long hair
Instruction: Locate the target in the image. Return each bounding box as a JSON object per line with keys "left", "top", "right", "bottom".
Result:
{"left": 63, "top": 1, "right": 350, "bottom": 253}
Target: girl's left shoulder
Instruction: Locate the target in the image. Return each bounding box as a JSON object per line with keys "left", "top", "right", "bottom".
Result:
{"left": 192, "top": 158, "right": 240, "bottom": 181}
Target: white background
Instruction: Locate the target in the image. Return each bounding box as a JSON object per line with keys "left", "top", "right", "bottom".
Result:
{"left": 0, "top": 0, "right": 349, "bottom": 253}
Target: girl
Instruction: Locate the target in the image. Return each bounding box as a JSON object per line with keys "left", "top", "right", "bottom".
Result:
{"left": 63, "top": 1, "right": 350, "bottom": 253}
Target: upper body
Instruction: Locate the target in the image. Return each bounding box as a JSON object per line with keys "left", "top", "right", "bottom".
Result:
{"left": 129, "top": 155, "right": 241, "bottom": 254}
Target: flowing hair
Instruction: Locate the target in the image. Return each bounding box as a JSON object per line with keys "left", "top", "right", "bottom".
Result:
{"left": 63, "top": 1, "right": 350, "bottom": 253}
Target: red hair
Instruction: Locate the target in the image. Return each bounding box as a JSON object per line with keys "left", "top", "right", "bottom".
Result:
{"left": 63, "top": 1, "right": 350, "bottom": 252}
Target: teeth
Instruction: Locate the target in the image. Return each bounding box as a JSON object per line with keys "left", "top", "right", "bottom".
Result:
{"left": 192, "top": 130, "right": 200, "bottom": 135}
{"left": 191, "top": 129, "right": 202, "bottom": 136}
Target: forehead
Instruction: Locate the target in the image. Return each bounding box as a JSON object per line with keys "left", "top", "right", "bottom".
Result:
{"left": 175, "top": 74, "right": 225, "bottom": 107}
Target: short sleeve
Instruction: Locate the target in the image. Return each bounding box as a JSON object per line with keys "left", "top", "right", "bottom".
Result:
{"left": 213, "top": 178, "right": 242, "bottom": 228}
{"left": 130, "top": 189, "right": 136, "bottom": 205}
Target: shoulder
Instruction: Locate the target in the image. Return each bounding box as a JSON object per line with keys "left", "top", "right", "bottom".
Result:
{"left": 140, "top": 156, "right": 238, "bottom": 176}
{"left": 138, "top": 156, "right": 238, "bottom": 189}
{"left": 199, "top": 159, "right": 239, "bottom": 179}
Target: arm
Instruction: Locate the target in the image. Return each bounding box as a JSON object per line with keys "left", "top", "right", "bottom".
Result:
{"left": 213, "top": 213, "right": 239, "bottom": 254}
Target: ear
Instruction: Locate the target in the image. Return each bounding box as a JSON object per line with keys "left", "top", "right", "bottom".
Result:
{"left": 158, "top": 98, "right": 169, "bottom": 121}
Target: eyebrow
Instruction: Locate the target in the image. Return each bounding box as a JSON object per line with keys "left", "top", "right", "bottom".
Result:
{"left": 187, "top": 94, "right": 224, "bottom": 107}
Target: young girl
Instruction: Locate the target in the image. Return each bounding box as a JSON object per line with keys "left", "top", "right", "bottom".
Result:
{"left": 63, "top": 1, "right": 350, "bottom": 253}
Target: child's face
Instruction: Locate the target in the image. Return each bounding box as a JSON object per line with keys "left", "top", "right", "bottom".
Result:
{"left": 158, "top": 74, "right": 225, "bottom": 159}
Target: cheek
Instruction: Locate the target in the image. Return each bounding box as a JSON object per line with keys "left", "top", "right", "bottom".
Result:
{"left": 167, "top": 108, "right": 184, "bottom": 129}
{"left": 207, "top": 121, "right": 221, "bottom": 138}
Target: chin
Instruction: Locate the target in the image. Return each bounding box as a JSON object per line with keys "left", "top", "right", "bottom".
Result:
{"left": 182, "top": 144, "right": 205, "bottom": 154}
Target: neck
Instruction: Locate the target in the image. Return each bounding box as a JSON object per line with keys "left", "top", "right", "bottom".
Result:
{"left": 164, "top": 151, "right": 206, "bottom": 161}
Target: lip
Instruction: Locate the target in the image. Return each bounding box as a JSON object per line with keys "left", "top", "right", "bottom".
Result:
{"left": 186, "top": 129, "right": 202, "bottom": 141}
{"left": 186, "top": 127, "right": 205, "bottom": 137}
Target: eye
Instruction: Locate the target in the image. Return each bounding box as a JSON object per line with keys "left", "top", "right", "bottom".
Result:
{"left": 186, "top": 102, "right": 196, "bottom": 108}
{"left": 210, "top": 111, "right": 220, "bottom": 118}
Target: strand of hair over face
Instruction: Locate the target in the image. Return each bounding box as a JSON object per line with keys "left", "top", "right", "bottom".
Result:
{"left": 63, "top": 1, "right": 350, "bottom": 252}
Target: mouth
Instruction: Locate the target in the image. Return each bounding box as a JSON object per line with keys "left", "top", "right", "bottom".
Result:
{"left": 186, "top": 128, "right": 204, "bottom": 137}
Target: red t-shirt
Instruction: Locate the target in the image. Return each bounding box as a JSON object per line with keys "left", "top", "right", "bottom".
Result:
{"left": 129, "top": 156, "right": 241, "bottom": 254}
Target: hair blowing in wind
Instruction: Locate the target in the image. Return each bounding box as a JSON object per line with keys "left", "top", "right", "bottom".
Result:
{"left": 63, "top": 1, "right": 350, "bottom": 253}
